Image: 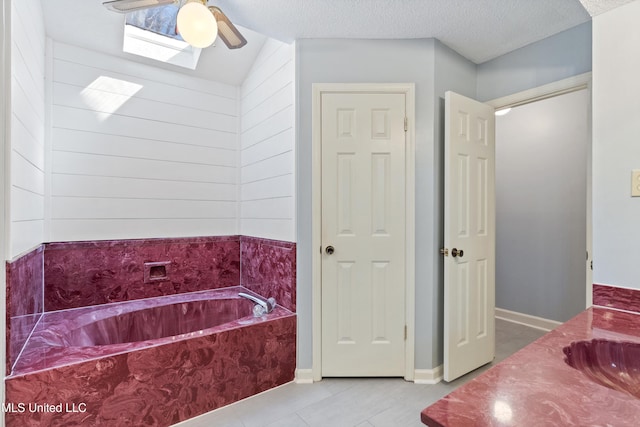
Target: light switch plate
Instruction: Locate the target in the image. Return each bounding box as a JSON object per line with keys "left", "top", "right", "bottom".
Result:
{"left": 632, "top": 170, "right": 640, "bottom": 197}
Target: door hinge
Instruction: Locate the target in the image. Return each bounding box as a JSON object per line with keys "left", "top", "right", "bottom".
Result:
{"left": 404, "top": 325, "right": 407, "bottom": 340}
{"left": 404, "top": 117, "right": 408, "bottom": 132}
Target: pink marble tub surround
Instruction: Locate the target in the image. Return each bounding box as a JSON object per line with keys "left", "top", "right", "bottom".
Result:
{"left": 6, "top": 245, "right": 44, "bottom": 373}
{"left": 241, "top": 236, "right": 296, "bottom": 312}
{"left": 65, "top": 296, "right": 255, "bottom": 346}
{"left": 593, "top": 283, "right": 640, "bottom": 314}
{"left": 421, "top": 307, "right": 640, "bottom": 427}
{"left": 44, "top": 236, "right": 241, "bottom": 311}
{"left": 10, "top": 286, "right": 290, "bottom": 376}
{"left": 6, "top": 286, "right": 296, "bottom": 426}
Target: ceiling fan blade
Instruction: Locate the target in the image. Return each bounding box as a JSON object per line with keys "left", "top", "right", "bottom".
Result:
{"left": 208, "top": 6, "right": 248, "bottom": 49}
{"left": 103, "top": 0, "right": 176, "bottom": 14}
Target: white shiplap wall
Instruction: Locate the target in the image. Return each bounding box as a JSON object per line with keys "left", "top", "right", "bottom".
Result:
{"left": 10, "top": 0, "right": 45, "bottom": 258}
{"left": 49, "top": 42, "right": 239, "bottom": 241}
{"left": 239, "top": 39, "right": 295, "bottom": 241}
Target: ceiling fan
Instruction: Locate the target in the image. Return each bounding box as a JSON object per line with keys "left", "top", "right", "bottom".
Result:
{"left": 102, "top": 0, "right": 247, "bottom": 49}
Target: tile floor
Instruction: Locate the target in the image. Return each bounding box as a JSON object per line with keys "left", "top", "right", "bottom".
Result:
{"left": 175, "top": 319, "right": 547, "bottom": 427}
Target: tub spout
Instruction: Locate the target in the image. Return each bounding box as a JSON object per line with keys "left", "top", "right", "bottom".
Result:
{"left": 239, "top": 292, "right": 276, "bottom": 316}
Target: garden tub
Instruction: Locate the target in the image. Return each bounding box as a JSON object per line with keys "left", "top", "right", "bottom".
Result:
{"left": 5, "top": 286, "right": 296, "bottom": 426}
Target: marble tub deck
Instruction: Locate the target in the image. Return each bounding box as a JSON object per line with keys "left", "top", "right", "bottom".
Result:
{"left": 421, "top": 307, "right": 640, "bottom": 426}
{"left": 6, "top": 286, "right": 296, "bottom": 426}
{"left": 9, "top": 286, "right": 292, "bottom": 376}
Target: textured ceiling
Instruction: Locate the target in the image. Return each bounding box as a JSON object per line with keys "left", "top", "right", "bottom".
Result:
{"left": 578, "top": 0, "right": 637, "bottom": 16}
{"left": 213, "top": 0, "right": 591, "bottom": 63}
{"left": 41, "top": 0, "right": 633, "bottom": 83}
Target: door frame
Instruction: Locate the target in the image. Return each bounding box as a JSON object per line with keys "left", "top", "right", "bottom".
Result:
{"left": 311, "top": 83, "right": 416, "bottom": 381}
{"left": 486, "top": 72, "right": 593, "bottom": 309}
{"left": 1, "top": 0, "right": 9, "bottom": 406}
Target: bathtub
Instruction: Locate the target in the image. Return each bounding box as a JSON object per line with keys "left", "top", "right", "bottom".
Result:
{"left": 5, "top": 286, "right": 296, "bottom": 426}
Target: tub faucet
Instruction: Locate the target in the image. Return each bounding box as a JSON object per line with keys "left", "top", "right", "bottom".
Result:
{"left": 239, "top": 292, "right": 276, "bottom": 316}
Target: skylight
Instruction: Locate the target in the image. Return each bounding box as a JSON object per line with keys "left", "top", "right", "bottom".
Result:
{"left": 122, "top": 5, "right": 203, "bottom": 70}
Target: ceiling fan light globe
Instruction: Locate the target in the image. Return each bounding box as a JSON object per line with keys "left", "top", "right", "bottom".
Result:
{"left": 177, "top": 2, "right": 218, "bottom": 48}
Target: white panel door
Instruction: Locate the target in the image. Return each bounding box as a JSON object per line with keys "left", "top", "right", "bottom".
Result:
{"left": 321, "top": 92, "right": 406, "bottom": 376}
{"left": 444, "top": 91, "right": 496, "bottom": 382}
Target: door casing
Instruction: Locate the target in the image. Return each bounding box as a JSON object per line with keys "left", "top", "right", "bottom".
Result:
{"left": 311, "top": 83, "right": 416, "bottom": 381}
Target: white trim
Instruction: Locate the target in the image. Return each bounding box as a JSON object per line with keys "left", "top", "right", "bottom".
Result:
{"left": 311, "top": 84, "right": 322, "bottom": 382}
{"left": 44, "top": 38, "right": 53, "bottom": 242}
{"left": 404, "top": 86, "right": 416, "bottom": 381}
{"left": 2, "top": 0, "right": 9, "bottom": 259}
{"left": 294, "top": 369, "right": 314, "bottom": 384}
{"left": 585, "top": 77, "right": 593, "bottom": 309}
{"left": 495, "top": 308, "right": 562, "bottom": 332}
{"left": 291, "top": 41, "right": 298, "bottom": 244}
{"left": 413, "top": 366, "right": 443, "bottom": 385}
{"left": 487, "top": 72, "right": 592, "bottom": 110}
{"left": 235, "top": 85, "right": 242, "bottom": 236}
{"left": 1, "top": 0, "right": 9, "bottom": 413}
{"left": 311, "top": 83, "right": 416, "bottom": 381}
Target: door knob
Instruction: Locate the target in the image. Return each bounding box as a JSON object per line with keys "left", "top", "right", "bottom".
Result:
{"left": 325, "top": 246, "right": 335, "bottom": 255}
{"left": 451, "top": 248, "right": 464, "bottom": 258}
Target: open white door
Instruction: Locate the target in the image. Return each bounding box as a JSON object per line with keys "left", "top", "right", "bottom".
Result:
{"left": 443, "top": 91, "right": 496, "bottom": 382}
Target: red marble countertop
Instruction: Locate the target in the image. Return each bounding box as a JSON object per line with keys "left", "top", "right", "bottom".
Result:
{"left": 421, "top": 307, "right": 640, "bottom": 426}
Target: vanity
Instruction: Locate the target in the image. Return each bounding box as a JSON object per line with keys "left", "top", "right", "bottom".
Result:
{"left": 421, "top": 306, "right": 640, "bottom": 426}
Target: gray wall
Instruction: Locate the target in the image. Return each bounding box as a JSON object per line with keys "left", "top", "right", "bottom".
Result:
{"left": 296, "top": 38, "right": 435, "bottom": 370}
{"left": 476, "top": 21, "right": 592, "bottom": 322}
{"left": 296, "top": 38, "right": 477, "bottom": 371}
{"left": 592, "top": 1, "right": 640, "bottom": 289}
{"left": 496, "top": 89, "right": 588, "bottom": 322}
{"left": 477, "top": 22, "right": 592, "bottom": 102}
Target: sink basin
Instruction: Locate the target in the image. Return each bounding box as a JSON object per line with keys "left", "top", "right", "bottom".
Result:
{"left": 563, "top": 339, "right": 640, "bottom": 399}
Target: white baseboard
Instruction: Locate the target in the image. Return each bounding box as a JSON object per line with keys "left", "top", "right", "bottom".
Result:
{"left": 495, "top": 308, "right": 562, "bottom": 332}
{"left": 414, "top": 366, "right": 443, "bottom": 384}
{"left": 294, "top": 369, "right": 314, "bottom": 384}
{"left": 299, "top": 309, "right": 556, "bottom": 387}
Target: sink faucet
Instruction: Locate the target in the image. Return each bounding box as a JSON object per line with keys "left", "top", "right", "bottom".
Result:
{"left": 239, "top": 292, "right": 276, "bottom": 316}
